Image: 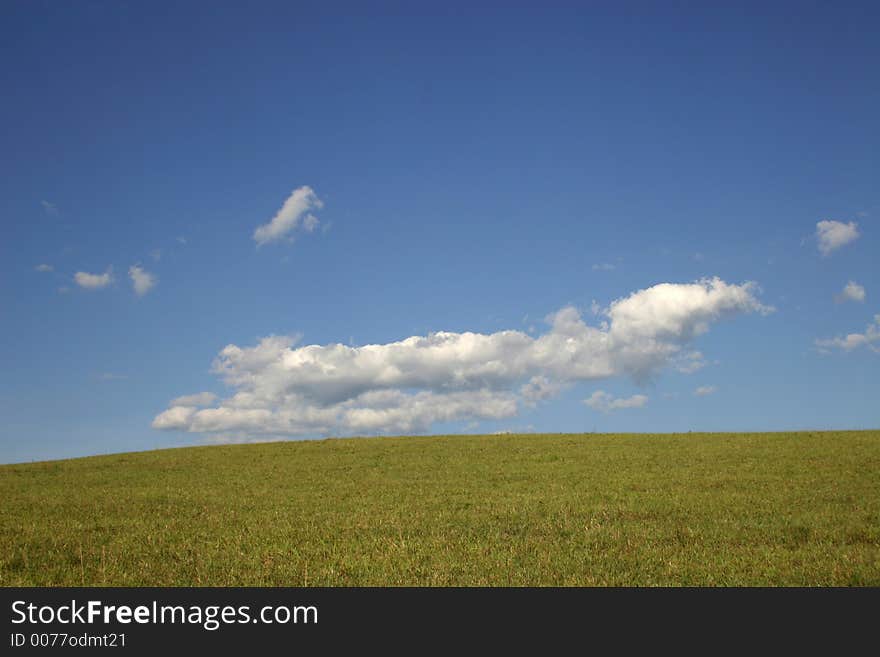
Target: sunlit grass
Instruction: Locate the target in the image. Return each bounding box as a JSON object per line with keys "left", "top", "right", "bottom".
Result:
{"left": 1, "top": 431, "right": 878, "bottom": 586}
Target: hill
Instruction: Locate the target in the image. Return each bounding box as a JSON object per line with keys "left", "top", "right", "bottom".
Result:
{"left": 1, "top": 431, "right": 878, "bottom": 586}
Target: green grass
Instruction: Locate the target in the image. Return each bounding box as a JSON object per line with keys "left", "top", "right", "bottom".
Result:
{"left": 1, "top": 431, "right": 879, "bottom": 586}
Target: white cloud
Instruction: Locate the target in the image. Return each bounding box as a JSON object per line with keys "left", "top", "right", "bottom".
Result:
{"left": 592, "top": 263, "right": 615, "bottom": 271}
{"left": 815, "top": 315, "right": 880, "bottom": 354}
{"left": 35, "top": 263, "right": 53, "bottom": 272}
{"left": 152, "top": 405, "right": 198, "bottom": 430}
{"left": 176, "top": 236, "right": 187, "bottom": 245}
{"left": 153, "top": 277, "right": 771, "bottom": 438}
{"left": 816, "top": 220, "right": 860, "bottom": 256}
{"left": 835, "top": 281, "right": 865, "bottom": 304}
{"left": 584, "top": 390, "right": 648, "bottom": 413}
{"left": 674, "top": 350, "right": 707, "bottom": 374}
{"left": 253, "top": 186, "right": 323, "bottom": 246}
{"left": 129, "top": 265, "right": 157, "bottom": 296}
{"left": 694, "top": 385, "right": 717, "bottom": 396}
{"left": 74, "top": 267, "right": 113, "bottom": 289}
{"left": 170, "top": 392, "right": 217, "bottom": 407}
{"left": 601, "top": 278, "right": 772, "bottom": 382}
{"left": 41, "top": 200, "right": 58, "bottom": 216}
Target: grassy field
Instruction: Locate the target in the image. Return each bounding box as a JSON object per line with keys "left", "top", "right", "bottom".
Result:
{"left": 1, "top": 431, "right": 878, "bottom": 586}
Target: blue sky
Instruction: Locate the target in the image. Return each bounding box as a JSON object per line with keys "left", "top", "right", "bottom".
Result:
{"left": 1, "top": 1, "right": 878, "bottom": 463}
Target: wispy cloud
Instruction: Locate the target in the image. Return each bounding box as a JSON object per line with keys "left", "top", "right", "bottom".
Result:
{"left": 693, "top": 385, "right": 717, "bottom": 396}
{"left": 150, "top": 249, "right": 162, "bottom": 261}
{"left": 584, "top": 390, "right": 648, "bottom": 413}
{"left": 302, "top": 214, "right": 320, "bottom": 233}
{"left": 170, "top": 392, "right": 217, "bottom": 407}
{"left": 74, "top": 267, "right": 113, "bottom": 289}
{"left": 815, "top": 315, "right": 880, "bottom": 354}
{"left": 41, "top": 200, "right": 59, "bottom": 216}
{"left": 674, "top": 350, "right": 707, "bottom": 374}
{"left": 129, "top": 265, "right": 157, "bottom": 296}
{"left": 34, "top": 263, "right": 53, "bottom": 272}
{"left": 253, "top": 186, "right": 323, "bottom": 246}
{"left": 592, "top": 263, "right": 616, "bottom": 271}
{"left": 96, "top": 372, "right": 127, "bottom": 381}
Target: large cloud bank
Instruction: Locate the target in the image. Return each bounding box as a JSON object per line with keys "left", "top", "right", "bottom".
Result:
{"left": 153, "top": 277, "right": 772, "bottom": 438}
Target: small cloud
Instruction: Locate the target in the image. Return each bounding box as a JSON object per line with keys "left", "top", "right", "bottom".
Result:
{"left": 816, "top": 220, "right": 860, "bottom": 256}
{"left": 302, "top": 214, "right": 320, "bottom": 233}
{"left": 675, "top": 350, "right": 707, "bottom": 374}
{"left": 74, "top": 267, "right": 113, "bottom": 289}
{"left": 129, "top": 264, "right": 157, "bottom": 296}
{"left": 176, "top": 236, "right": 187, "bottom": 245}
{"left": 815, "top": 314, "right": 880, "bottom": 354}
{"left": 693, "top": 252, "right": 705, "bottom": 262}
{"left": 253, "top": 185, "right": 323, "bottom": 246}
{"left": 150, "top": 249, "right": 162, "bottom": 261}
{"left": 694, "top": 385, "right": 717, "bottom": 397}
{"left": 41, "top": 200, "right": 59, "bottom": 216}
{"left": 58, "top": 286, "right": 70, "bottom": 294}
{"left": 35, "top": 263, "right": 53, "bottom": 272}
{"left": 834, "top": 281, "right": 866, "bottom": 304}
{"left": 97, "top": 372, "right": 127, "bottom": 381}
{"left": 592, "top": 263, "right": 615, "bottom": 271}
{"left": 584, "top": 390, "right": 648, "bottom": 413}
